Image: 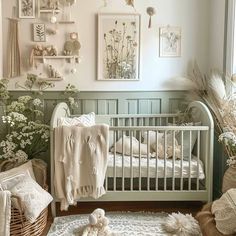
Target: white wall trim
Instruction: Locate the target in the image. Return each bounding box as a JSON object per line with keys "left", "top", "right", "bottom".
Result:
{"left": 225, "top": 0, "right": 235, "bottom": 75}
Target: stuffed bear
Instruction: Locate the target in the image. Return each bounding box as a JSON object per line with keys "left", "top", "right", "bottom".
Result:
{"left": 81, "top": 208, "right": 115, "bottom": 236}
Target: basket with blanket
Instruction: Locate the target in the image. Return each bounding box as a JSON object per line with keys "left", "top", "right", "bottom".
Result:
{"left": 0, "top": 159, "right": 53, "bottom": 236}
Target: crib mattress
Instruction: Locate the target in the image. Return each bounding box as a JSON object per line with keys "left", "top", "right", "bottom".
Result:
{"left": 106, "top": 153, "right": 205, "bottom": 179}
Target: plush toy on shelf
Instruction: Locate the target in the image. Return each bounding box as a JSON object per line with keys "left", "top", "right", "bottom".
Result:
{"left": 63, "top": 32, "right": 81, "bottom": 63}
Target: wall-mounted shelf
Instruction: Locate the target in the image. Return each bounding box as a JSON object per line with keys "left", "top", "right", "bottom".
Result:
{"left": 33, "top": 55, "right": 79, "bottom": 63}
{"left": 34, "top": 55, "right": 79, "bottom": 59}
{"left": 38, "top": 8, "right": 60, "bottom": 17}
{"left": 58, "top": 21, "right": 75, "bottom": 24}
{"left": 40, "top": 77, "right": 63, "bottom": 81}
{"left": 39, "top": 9, "right": 60, "bottom": 13}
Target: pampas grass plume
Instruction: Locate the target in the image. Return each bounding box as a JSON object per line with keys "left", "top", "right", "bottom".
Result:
{"left": 163, "top": 212, "right": 201, "bottom": 236}
{"left": 208, "top": 73, "right": 226, "bottom": 106}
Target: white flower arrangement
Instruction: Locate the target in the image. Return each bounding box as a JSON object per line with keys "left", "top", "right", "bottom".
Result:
{"left": 0, "top": 94, "right": 50, "bottom": 162}
{"left": 0, "top": 74, "right": 79, "bottom": 162}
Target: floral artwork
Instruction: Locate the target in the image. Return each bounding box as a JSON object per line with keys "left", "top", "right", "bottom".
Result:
{"left": 97, "top": 13, "right": 140, "bottom": 80}
{"left": 33, "top": 23, "right": 46, "bottom": 42}
{"left": 159, "top": 26, "right": 181, "bottom": 57}
{"left": 19, "top": 0, "right": 35, "bottom": 18}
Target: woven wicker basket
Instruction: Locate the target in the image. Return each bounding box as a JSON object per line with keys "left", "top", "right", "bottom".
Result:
{"left": 0, "top": 159, "right": 49, "bottom": 236}
{"left": 10, "top": 195, "right": 48, "bottom": 236}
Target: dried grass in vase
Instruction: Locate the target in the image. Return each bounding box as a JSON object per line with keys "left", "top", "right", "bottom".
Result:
{"left": 187, "top": 62, "right": 236, "bottom": 166}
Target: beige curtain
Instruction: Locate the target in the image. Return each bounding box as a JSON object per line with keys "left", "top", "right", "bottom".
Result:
{"left": 7, "top": 19, "right": 21, "bottom": 78}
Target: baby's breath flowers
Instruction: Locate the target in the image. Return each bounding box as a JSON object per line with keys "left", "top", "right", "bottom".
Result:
{"left": 0, "top": 94, "right": 50, "bottom": 161}
{"left": 0, "top": 75, "right": 79, "bottom": 162}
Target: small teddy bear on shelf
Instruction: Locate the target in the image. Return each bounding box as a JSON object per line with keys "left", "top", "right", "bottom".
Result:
{"left": 81, "top": 208, "right": 116, "bottom": 236}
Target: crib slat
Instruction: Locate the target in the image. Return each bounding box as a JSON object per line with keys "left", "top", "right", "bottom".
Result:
{"left": 188, "top": 131, "right": 192, "bottom": 191}
{"left": 147, "top": 131, "right": 150, "bottom": 191}
{"left": 197, "top": 130, "right": 200, "bottom": 191}
{"left": 122, "top": 130, "right": 125, "bottom": 191}
{"left": 130, "top": 131, "right": 133, "bottom": 191}
{"left": 164, "top": 131, "right": 167, "bottom": 191}
{"left": 139, "top": 131, "right": 142, "bottom": 191}
{"left": 152, "top": 117, "right": 155, "bottom": 126}
{"left": 172, "top": 130, "right": 176, "bottom": 191}
{"left": 173, "top": 117, "right": 176, "bottom": 124}
{"left": 113, "top": 130, "right": 116, "bottom": 191}
{"left": 165, "top": 117, "right": 168, "bottom": 125}
{"left": 180, "top": 131, "right": 184, "bottom": 191}
{"left": 105, "top": 175, "right": 108, "bottom": 191}
{"left": 155, "top": 131, "right": 159, "bottom": 191}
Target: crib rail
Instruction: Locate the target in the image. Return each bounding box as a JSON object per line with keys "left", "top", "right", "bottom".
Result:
{"left": 104, "top": 126, "right": 209, "bottom": 195}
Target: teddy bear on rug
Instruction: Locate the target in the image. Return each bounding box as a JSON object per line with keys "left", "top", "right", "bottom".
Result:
{"left": 80, "top": 208, "right": 117, "bottom": 236}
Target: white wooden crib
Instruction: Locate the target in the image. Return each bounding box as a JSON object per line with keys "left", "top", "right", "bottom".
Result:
{"left": 50, "top": 101, "right": 214, "bottom": 217}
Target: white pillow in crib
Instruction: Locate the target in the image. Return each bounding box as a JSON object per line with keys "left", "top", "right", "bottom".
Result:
{"left": 10, "top": 176, "right": 53, "bottom": 223}
{"left": 58, "top": 112, "right": 95, "bottom": 127}
{"left": 111, "top": 135, "right": 152, "bottom": 157}
{"left": 142, "top": 131, "right": 163, "bottom": 147}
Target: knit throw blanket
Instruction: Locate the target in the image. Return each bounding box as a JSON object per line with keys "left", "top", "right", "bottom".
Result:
{"left": 54, "top": 124, "right": 109, "bottom": 210}
{"left": 0, "top": 191, "right": 11, "bottom": 236}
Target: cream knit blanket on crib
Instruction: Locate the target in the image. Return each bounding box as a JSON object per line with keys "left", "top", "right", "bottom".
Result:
{"left": 54, "top": 124, "right": 109, "bottom": 211}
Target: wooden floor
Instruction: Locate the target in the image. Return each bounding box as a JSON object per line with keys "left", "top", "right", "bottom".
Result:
{"left": 42, "top": 201, "right": 204, "bottom": 235}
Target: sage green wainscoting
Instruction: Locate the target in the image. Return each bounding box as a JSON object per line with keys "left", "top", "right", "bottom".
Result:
{"left": 0, "top": 90, "right": 225, "bottom": 200}
{"left": 5, "top": 91, "right": 187, "bottom": 123}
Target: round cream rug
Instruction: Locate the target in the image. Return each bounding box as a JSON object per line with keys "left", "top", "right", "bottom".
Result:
{"left": 47, "top": 212, "right": 171, "bottom": 236}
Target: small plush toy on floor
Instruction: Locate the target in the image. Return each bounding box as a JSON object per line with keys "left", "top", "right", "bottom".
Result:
{"left": 81, "top": 208, "right": 116, "bottom": 236}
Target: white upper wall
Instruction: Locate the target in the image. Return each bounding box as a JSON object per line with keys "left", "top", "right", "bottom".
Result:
{"left": 208, "top": 0, "right": 225, "bottom": 71}
{"left": 2, "top": 0, "right": 211, "bottom": 91}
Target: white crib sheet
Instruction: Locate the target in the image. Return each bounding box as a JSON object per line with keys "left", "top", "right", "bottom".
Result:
{"left": 106, "top": 153, "right": 205, "bottom": 179}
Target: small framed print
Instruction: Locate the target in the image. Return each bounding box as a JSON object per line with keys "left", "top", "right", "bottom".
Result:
{"left": 19, "top": 0, "right": 36, "bottom": 18}
{"left": 159, "top": 26, "right": 181, "bottom": 57}
{"left": 33, "top": 23, "right": 46, "bottom": 42}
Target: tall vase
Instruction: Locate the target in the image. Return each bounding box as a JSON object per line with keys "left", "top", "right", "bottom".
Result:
{"left": 222, "top": 165, "right": 236, "bottom": 193}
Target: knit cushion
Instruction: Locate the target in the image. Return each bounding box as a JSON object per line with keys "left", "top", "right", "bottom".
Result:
{"left": 111, "top": 135, "right": 151, "bottom": 157}
{"left": 58, "top": 112, "right": 95, "bottom": 127}
{"left": 10, "top": 176, "right": 53, "bottom": 223}
{"left": 211, "top": 188, "right": 236, "bottom": 235}
{"left": 0, "top": 161, "right": 35, "bottom": 190}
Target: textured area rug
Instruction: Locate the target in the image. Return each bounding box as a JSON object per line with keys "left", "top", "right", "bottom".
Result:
{"left": 47, "top": 212, "right": 172, "bottom": 236}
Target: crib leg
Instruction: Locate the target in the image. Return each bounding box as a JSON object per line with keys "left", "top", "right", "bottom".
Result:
{"left": 51, "top": 200, "right": 56, "bottom": 218}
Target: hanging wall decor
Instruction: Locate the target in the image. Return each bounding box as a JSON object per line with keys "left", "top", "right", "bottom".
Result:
{"left": 18, "top": 0, "right": 36, "bottom": 18}
{"left": 146, "top": 7, "right": 156, "bottom": 28}
{"left": 7, "top": 18, "right": 21, "bottom": 77}
{"left": 97, "top": 13, "right": 141, "bottom": 80}
{"left": 125, "top": 0, "right": 134, "bottom": 7}
{"left": 33, "top": 23, "right": 46, "bottom": 42}
{"left": 159, "top": 26, "right": 181, "bottom": 57}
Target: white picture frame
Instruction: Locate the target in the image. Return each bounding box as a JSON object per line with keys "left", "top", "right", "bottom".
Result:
{"left": 33, "top": 23, "right": 46, "bottom": 42}
{"left": 19, "top": 0, "right": 36, "bottom": 19}
{"left": 159, "top": 26, "right": 181, "bottom": 57}
{"left": 97, "top": 13, "right": 141, "bottom": 81}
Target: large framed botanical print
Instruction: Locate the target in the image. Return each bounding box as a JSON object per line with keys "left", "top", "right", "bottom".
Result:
{"left": 97, "top": 13, "right": 141, "bottom": 81}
